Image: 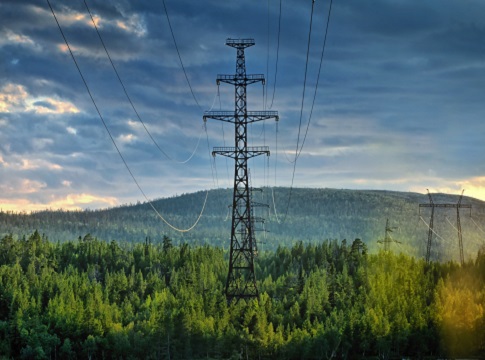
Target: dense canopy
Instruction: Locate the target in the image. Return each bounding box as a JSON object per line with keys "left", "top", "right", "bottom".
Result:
{"left": 0, "top": 231, "right": 484, "bottom": 358}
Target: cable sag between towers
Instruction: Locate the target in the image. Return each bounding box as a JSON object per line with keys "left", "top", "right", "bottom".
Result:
{"left": 47, "top": 0, "right": 209, "bottom": 233}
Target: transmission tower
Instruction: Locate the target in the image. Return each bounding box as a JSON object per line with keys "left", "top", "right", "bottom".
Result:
{"left": 419, "top": 189, "right": 471, "bottom": 265}
{"left": 377, "top": 218, "right": 400, "bottom": 252}
{"left": 204, "top": 38, "right": 278, "bottom": 301}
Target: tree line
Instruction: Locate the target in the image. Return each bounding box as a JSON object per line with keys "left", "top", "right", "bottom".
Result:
{"left": 2, "top": 188, "right": 485, "bottom": 260}
{"left": 0, "top": 231, "right": 484, "bottom": 359}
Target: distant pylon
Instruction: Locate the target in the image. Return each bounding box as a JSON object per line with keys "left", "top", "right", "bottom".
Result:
{"left": 419, "top": 189, "right": 471, "bottom": 265}
{"left": 377, "top": 218, "right": 400, "bottom": 252}
{"left": 204, "top": 38, "right": 278, "bottom": 301}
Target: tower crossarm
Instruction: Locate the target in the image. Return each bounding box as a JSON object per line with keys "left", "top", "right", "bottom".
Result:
{"left": 226, "top": 38, "right": 255, "bottom": 47}
{"left": 217, "top": 74, "right": 265, "bottom": 86}
{"left": 204, "top": 110, "right": 278, "bottom": 124}
{"left": 419, "top": 204, "right": 472, "bottom": 209}
{"left": 212, "top": 146, "right": 270, "bottom": 158}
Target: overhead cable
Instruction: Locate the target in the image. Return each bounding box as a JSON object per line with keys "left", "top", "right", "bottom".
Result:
{"left": 419, "top": 216, "right": 459, "bottom": 251}
{"left": 282, "top": 0, "right": 333, "bottom": 221}
{"left": 161, "top": 0, "right": 220, "bottom": 189}
{"left": 83, "top": 0, "right": 202, "bottom": 164}
{"left": 296, "top": 0, "right": 333, "bottom": 159}
{"left": 268, "top": 0, "right": 282, "bottom": 110}
{"left": 162, "top": 0, "right": 202, "bottom": 111}
{"left": 47, "top": 0, "right": 208, "bottom": 233}
{"left": 293, "top": 0, "right": 316, "bottom": 165}
{"left": 470, "top": 216, "right": 485, "bottom": 235}
{"left": 280, "top": 0, "right": 317, "bottom": 221}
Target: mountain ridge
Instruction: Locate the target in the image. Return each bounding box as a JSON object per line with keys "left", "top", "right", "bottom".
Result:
{"left": 1, "top": 187, "right": 484, "bottom": 262}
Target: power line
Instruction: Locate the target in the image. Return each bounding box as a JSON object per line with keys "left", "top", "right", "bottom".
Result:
{"left": 204, "top": 122, "right": 218, "bottom": 188}
{"left": 293, "top": 0, "right": 316, "bottom": 165}
{"left": 447, "top": 216, "right": 485, "bottom": 248}
{"left": 162, "top": 0, "right": 202, "bottom": 111}
{"left": 83, "top": 0, "right": 202, "bottom": 164}
{"left": 161, "top": 0, "right": 220, "bottom": 190}
{"left": 268, "top": 0, "right": 282, "bottom": 110}
{"left": 271, "top": 186, "right": 282, "bottom": 224}
{"left": 265, "top": 0, "right": 270, "bottom": 110}
{"left": 284, "top": 0, "right": 334, "bottom": 220}
{"left": 470, "top": 216, "right": 485, "bottom": 235}
{"left": 419, "top": 216, "right": 457, "bottom": 250}
{"left": 274, "top": 0, "right": 317, "bottom": 222}
{"left": 296, "top": 0, "right": 334, "bottom": 159}
{"left": 47, "top": 0, "right": 208, "bottom": 233}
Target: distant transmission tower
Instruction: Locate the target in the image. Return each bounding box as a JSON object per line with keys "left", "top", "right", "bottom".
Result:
{"left": 377, "top": 218, "right": 400, "bottom": 252}
{"left": 419, "top": 189, "right": 471, "bottom": 265}
{"left": 204, "top": 38, "right": 278, "bottom": 301}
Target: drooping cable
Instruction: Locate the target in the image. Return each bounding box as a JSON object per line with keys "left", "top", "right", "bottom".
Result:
{"left": 47, "top": 0, "right": 207, "bottom": 233}
{"left": 470, "top": 216, "right": 485, "bottom": 235}
{"left": 395, "top": 241, "right": 413, "bottom": 257}
{"left": 446, "top": 216, "right": 484, "bottom": 247}
{"left": 270, "top": 122, "right": 282, "bottom": 224}
{"left": 265, "top": 0, "right": 270, "bottom": 110}
{"left": 281, "top": 0, "right": 317, "bottom": 220}
{"left": 283, "top": 0, "right": 333, "bottom": 221}
{"left": 162, "top": 0, "right": 202, "bottom": 111}
{"left": 268, "top": 0, "right": 282, "bottom": 110}
{"left": 296, "top": 0, "right": 333, "bottom": 159}
{"left": 293, "top": 0, "right": 316, "bottom": 165}
{"left": 445, "top": 216, "right": 459, "bottom": 233}
{"left": 419, "top": 216, "right": 459, "bottom": 251}
{"left": 83, "top": 0, "right": 201, "bottom": 164}
{"left": 161, "top": 0, "right": 219, "bottom": 190}
{"left": 204, "top": 122, "right": 218, "bottom": 188}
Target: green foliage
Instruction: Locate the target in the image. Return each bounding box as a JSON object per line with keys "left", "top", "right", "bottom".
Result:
{"left": 0, "top": 232, "right": 484, "bottom": 358}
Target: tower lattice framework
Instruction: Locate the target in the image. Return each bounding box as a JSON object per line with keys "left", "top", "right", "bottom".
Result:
{"left": 377, "top": 218, "right": 400, "bottom": 252}
{"left": 419, "top": 189, "right": 471, "bottom": 265}
{"left": 204, "top": 38, "right": 278, "bottom": 301}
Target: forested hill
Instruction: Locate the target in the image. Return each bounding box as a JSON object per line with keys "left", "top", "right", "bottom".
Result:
{"left": 1, "top": 188, "right": 485, "bottom": 261}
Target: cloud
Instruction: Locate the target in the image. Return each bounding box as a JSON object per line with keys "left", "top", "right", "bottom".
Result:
{"left": 0, "top": 156, "right": 63, "bottom": 171}
{"left": 0, "top": 193, "right": 118, "bottom": 212}
{"left": 66, "top": 126, "right": 77, "bottom": 135}
{"left": 21, "top": 179, "right": 47, "bottom": 194}
{"left": 52, "top": 193, "right": 118, "bottom": 209}
{"left": 118, "top": 133, "right": 136, "bottom": 143}
{"left": 0, "top": 83, "right": 79, "bottom": 115}
{"left": 1, "top": 0, "right": 485, "bottom": 212}
{"left": 29, "top": 98, "right": 79, "bottom": 114}
{"left": 115, "top": 14, "right": 147, "bottom": 37}
{"left": 0, "top": 30, "right": 37, "bottom": 48}
{"left": 0, "top": 84, "right": 29, "bottom": 113}
{"left": 416, "top": 177, "right": 485, "bottom": 202}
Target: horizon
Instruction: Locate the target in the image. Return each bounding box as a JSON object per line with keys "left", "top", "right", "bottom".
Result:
{"left": 1, "top": 186, "right": 483, "bottom": 214}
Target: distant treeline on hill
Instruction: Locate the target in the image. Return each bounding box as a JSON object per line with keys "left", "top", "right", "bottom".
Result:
{"left": 1, "top": 188, "right": 485, "bottom": 262}
{"left": 0, "top": 231, "right": 484, "bottom": 358}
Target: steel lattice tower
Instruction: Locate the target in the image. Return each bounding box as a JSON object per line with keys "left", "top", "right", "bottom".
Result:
{"left": 204, "top": 38, "right": 278, "bottom": 301}
{"left": 419, "top": 189, "right": 471, "bottom": 265}
{"left": 377, "top": 218, "right": 400, "bottom": 252}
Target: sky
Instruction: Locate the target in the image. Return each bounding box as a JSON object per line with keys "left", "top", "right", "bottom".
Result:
{"left": 1, "top": 0, "right": 485, "bottom": 212}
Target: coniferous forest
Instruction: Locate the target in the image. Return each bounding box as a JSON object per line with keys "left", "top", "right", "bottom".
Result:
{"left": 0, "top": 231, "right": 484, "bottom": 359}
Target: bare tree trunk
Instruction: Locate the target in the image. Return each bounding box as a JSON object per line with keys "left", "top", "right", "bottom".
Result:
{"left": 167, "top": 333, "right": 171, "bottom": 360}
